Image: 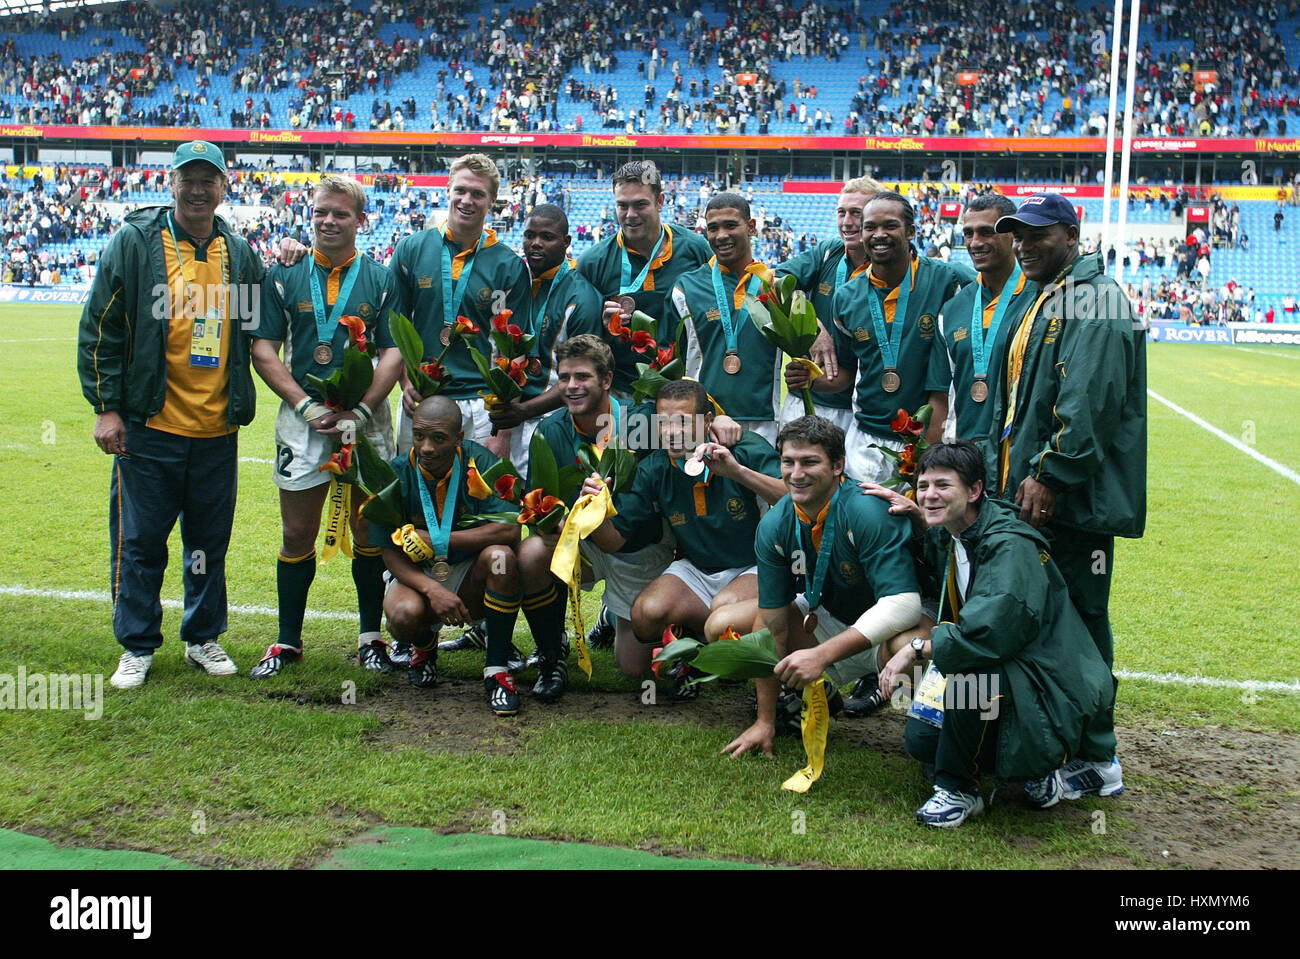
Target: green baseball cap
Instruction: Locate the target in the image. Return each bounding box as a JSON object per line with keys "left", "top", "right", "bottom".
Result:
{"left": 171, "top": 140, "right": 227, "bottom": 174}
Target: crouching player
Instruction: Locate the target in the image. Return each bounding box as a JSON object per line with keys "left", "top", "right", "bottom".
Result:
{"left": 513, "top": 334, "right": 669, "bottom": 696}
{"left": 864, "top": 442, "right": 1116, "bottom": 827}
{"left": 725, "top": 416, "right": 924, "bottom": 758}
{"left": 249, "top": 174, "right": 404, "bottom": 678}
{"left": 370, "top": 396, "right": 529, "bottom": 716}
{"left": 582, "top": 378, "right": 786, "bottom": 695}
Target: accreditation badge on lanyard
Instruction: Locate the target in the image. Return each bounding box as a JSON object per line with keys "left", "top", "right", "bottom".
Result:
{"left": 168, "top": 215, "right": 225, "bottom": 369}
{"left": 907, "top": 546, "right": 956, "bottom": 729}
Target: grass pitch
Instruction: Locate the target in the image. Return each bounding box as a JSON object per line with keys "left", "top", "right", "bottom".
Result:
{"left": 1, "top": 306, "right": 1297, "bottom": 868}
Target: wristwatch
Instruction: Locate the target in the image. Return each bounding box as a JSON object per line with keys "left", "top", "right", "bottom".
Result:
{"left": 911, "top": 637, "right": 926, "bottom": 660}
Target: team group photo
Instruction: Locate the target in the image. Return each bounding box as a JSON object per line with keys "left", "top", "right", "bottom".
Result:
{"left": 2, "top": 0, "right": 1297, "bottom": 891}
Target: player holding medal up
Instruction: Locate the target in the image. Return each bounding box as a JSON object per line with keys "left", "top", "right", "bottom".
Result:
{"left": 250, "top": 175, "right": 404, "bottom": 678}
{"left": 667, "top": 193, "right": 782, "bottom": 445}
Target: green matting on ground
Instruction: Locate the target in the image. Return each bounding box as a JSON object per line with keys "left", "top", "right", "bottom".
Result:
{"left": 0, "top": 827, "right": 761, "bottom": 870}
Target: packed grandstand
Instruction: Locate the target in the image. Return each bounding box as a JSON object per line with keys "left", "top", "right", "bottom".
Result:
{"left": 1, "top": 0, "right": 1297, "bottom": 324}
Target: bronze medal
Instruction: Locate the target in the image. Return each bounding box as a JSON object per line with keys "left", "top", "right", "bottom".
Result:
{"left": 802, "top": 612, "right": 818, "bottom": 635}
{"left": 313, "top": 343, "right": 333, "bottom": 365}
{"left": 617, "top": 295, "right": 636, "bottom": 316}
{"left": 439, "top": 326, "right": 452, "bottom": 346}
{"left": 526, "top": 355, "right": 542, "bottom": 377}
{"left": 723, "top": 352, "right": 742, "bottom": 375}
{"left": 881, "top": 369, "right": 901, "bottom": 393}
{"left": 970, "top": 379, "right": 989, "bottom": 403}
{"left": 431, "top": 558, "right": 452, "bottom": 582}
{"left": 683, "top": 456, "right": 706, "bottom": 477}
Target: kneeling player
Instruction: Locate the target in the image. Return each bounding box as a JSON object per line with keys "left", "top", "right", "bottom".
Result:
{"left": 249, "top": 174, "right": 404, "bottom": 678}
{"left": 865, "top": 442, "right": 1117, "bottom": 827}
{"left": 370, "top": 396, "right": 528, "bottom": 716}
{"left": 582, "top": 379, "right": 786, "bottom": 692}
{"left": 725, "top": 416, "right": 923, "bottom": 758}
{"left": 514, "top": 335, "right": 669, "bottom": 691}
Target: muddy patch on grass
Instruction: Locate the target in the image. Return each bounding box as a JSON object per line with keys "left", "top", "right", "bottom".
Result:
{"left": 357, "top": 677, "right": 1300, "bottom": 869}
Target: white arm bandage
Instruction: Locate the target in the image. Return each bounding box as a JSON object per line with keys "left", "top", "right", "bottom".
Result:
{"left": 850, "top": 592, "right": 923, "bottom": 648}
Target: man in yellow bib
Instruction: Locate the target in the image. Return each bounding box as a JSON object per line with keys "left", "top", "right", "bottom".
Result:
{"left": 78, "top": 141, "right": 265, "bottom": 688}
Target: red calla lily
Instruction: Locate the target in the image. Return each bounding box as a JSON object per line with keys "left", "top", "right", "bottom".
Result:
{"left": 630, "top": 330, "right": 656, "bottom": 353}
{"left": 654, "top": 346, "right": 675, "bottom": 370}
{"left": 607, "top": 313, "right": 633, "bottom": 342}
{"left": 494, "top": 474, "right": 519, "bottom": 502}
{"left": 338, "top": 314, "right": 367, "bottom": 352}
{"left": 318, "top": 442, "right": 355, "bottom": 475}
{"left": 420, "top": 359, "right": 446, "bottom": 380}
{"left": 891, "top": 408, "right": 924, "bottom": 436}
{"left": 453, "top": 315, "right": 479, "bottom": 336}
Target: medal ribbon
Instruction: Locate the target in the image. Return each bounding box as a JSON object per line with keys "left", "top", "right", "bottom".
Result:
{"left": 416, "top": 448, "right": 461, "bottom": 561}
{"left": 865, "top": 256, "right": 915, "bottom": 374}
{"left": 440, "top": 229, "right": 487, "bottom": 339}
{"left": 618, "top": 227, "right": 668, "bottom": 293}
{"left": 968, "top": 264, "right": 1022, "bottom": 385}
{"left": 709, "top": 257, "right": 766, "bottom": 356}
{"left": 593, "top": 396, "right": 623, "bottom": 454}
{"left": 795, "top": 481, "right": 841, "bottom": 611}
{"left": 833, "top": 252, "right": 870, "bottom": 290}
{"left": 529, "top": 257, "right": 573, "bottom": 332}
{"left": 309, "top": 252, "right": 363, "bottom": 352}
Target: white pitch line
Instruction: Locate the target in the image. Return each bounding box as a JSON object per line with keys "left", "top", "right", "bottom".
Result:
{"left": 0, "top": 584, "right": 352, "bottom": 622}
{"left": 1114, "top": 669, "right": 1299, "bottom": 694}
{"left": 1148, "top": 389, "right": 1300, "bottom": 486}
{"left": 0, "top": 336, "right": 77, "bottom": 343}
{"left": 2, "top": 583, "right": 1295, "bottom": 693}
{"left": 1235, "top": 347, "right": 1300, "bottom": 361}
{"left": 239, "top": 457, "right": 274, "bottom": 465}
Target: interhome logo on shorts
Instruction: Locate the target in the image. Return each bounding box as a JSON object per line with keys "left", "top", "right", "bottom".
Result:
{"left": 0, "top": 667, "right": 102, "bottom": 720}
{"left": 49, "top": 890, "right": 151, "bottom": 939}
{"left": 150, "top": 282, "right": 262, "bottom": 330}
{"left": 591, "top": 412, "right": 720, "bottom": 453}
{"left": 892, "top": 665, "right": 1001, "bottom": 720}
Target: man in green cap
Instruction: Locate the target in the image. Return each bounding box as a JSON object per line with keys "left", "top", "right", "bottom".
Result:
{"left": 78, "top": 140, "right": 266, "bottom": 688}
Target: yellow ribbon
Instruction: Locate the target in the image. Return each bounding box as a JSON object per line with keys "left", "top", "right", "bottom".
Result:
{"left": 319, "top": 477, "right": 353, "bottom": 563}
{"left": 781, "top": 677, "right": 830, "bottom": 793}
{"left": 549, "top": 485, "right": 617, "bottom": 679}
{"left": 392, "top": 524, "right": 435, "bottom": 563}
{"left": 787, "top": 356, "right": 825, "bottom": 381}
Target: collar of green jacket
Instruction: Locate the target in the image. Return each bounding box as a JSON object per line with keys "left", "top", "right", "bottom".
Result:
{"left": 124, "top": 204, "right": 237, "bottom": 246}
{"left": 955, "top": 495, "right": 1051, "bottom": 555}
{"left": 1065, "top": 251, "right": 1104, "bottom": 283}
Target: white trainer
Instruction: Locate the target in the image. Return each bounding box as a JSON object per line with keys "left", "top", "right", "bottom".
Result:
{"left": 184, "top": 641, "right": 239, "bottom": 676}
{"left": 110, "top": 651, "right": 153, "bottom": 689}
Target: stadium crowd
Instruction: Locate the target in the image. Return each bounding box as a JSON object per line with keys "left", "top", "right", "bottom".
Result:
{"left": 0, "top": 0, "right": 1295, "bottom": 137}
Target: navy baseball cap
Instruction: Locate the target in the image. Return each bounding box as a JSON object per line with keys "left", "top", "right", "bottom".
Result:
{"left": 995, "top": 193, "right": 1079, "bottom": 232}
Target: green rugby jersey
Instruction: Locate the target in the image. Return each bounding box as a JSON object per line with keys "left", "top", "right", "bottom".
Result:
{"left": 669, "top": 259, "right": 781, "bottom": 422}
{"left": 755, "top": 484, "right": 918, "bottom": 626}
{"left": 522, "top": 257, "right": 604, "bottom": 402}
{"left": 575, "top": 223, "right": 712, "bottom": 394}
{"left": 389, "top": 227, "right": 531, "bottom": 401}
{"left": 610, "top": 431, "right": 781, "bottom": 573}
{"left": 930, "top": 271, "right": 1037, "bottom": 443}
{"left": 256, "top": 250, "right": 396, "bottom": 398}
{"left": 369, "top": 440, "right": 512, "bottom": 564}
{"left": 528, "top": 396, "right": 658, "bottom": 506}
{"left": 831, "top": 255, "right": 973, "bottom": 437}
{"left": 774, "top": 238, "right": 861, "bottom": 411}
